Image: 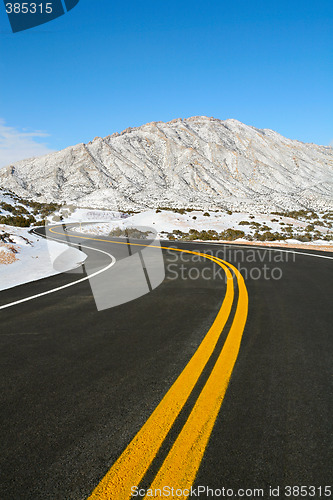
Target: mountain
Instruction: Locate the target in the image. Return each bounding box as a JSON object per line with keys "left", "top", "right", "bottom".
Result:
{"left": 0, "top": 116, "right": 332, "bottom": 212}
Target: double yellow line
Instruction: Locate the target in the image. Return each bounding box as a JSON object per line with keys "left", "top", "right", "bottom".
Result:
{"left": 48, "top": 227, "right": 248, "bottom": 500}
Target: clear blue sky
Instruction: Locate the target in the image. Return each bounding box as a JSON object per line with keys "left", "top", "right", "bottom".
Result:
{"left": 0, "top": 0, "right": 332, "bottom": 163}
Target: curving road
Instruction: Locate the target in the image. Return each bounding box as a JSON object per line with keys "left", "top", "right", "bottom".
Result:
{"left": 0, "top": 226, "right": 332, "bottom": 499}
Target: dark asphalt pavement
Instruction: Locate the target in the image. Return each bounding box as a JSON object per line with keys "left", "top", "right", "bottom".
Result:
{"left": 0, "top": 227, "right": 332, "bottom": 499}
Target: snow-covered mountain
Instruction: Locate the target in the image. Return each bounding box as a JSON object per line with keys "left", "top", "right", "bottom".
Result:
{"left": 0, "top": 116, "right": 332, "bottom": 212}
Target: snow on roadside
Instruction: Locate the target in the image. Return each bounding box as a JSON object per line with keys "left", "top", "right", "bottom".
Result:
{"left": 0, "top": 225, "right": 87, "bottom": 291}
{"left": 70, "top": 209, "right": 332, "bottom": 247}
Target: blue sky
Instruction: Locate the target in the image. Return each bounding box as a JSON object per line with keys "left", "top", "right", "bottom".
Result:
{"left": 0, "top": 0, "right": 332, "bottom": 165}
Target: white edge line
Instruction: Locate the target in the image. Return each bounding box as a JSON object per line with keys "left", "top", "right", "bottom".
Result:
{"left": 0, "top": 235, "right": 116, "bottom": 311}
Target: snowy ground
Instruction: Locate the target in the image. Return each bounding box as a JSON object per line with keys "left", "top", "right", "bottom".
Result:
{"left": 0, "top": 225, "right": 87, "bottom": 291}
{"left": 71, "top": 209, "right": 332, "bottom": 248}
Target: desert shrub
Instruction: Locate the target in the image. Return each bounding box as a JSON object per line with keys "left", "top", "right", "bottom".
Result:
{"left": 16, "top": 205, "right": 29, "bottom": 215}
{"left": 34, "top": 219, "right": 47, "bottom": 226}
{"left": 239, "top": 221, "right": 251, "bottom": 225}
{"left": 219, "top": 229, "right": 245, "bottom": 241}
{"left": 0, "top": 214, "right": 36, "bottom": 227}
{"left": 0, "top": 202, "right": 15, "bottom": 213}
{"left": 0, "top": 202, "right": 31, "bottom": 216}
{"left": 254, "top": 231, "right": 286, "bottom": 241}
{"left": 173, "top": 229, "right": 224, "bottom": 241}
{"left": 155, "top": 207, "right": 191, "bottom": 214}
{"left": 190, "top": 229, "right": 219, "bottom": 240}
{"left": 295, "top": 234, "right": 312, "bottom": 242}
{"left": 203, "top": 212, "right": 210, "bottom": 217}
{"left": 109, "top": 227, "right": 152, "bottom": 239}
{"left": 0, "top": 232, "right": 14, "bottom": 243}
{"left": 157, "top": 207, "right": 173, "bottom": 212}
{"left": 271, "top": 209, "right": 319, "bottom": 221}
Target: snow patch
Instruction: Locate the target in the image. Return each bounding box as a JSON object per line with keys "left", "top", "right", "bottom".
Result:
{"left": 0, "top": 225, "right": 87, "bottom": 291}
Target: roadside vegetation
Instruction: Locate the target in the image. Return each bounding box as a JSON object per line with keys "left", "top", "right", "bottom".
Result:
{"left": 270, "top": 209, "right": 332, "bottom": 230}
{"left": 167, "top": 228, "right": 246, "bottom": 241}
{"left": 108, "top": 227, "right": 153, "bottom": 239}
{"left": 161, "top": 208, "right": 332, "bottom": 242}
{"left": 0, "top": 190, "right": 60, "bottom": 227}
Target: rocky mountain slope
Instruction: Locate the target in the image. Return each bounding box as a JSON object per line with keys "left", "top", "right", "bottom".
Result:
{"left": 0, "top": 116, "right": 332, "bottom": 212}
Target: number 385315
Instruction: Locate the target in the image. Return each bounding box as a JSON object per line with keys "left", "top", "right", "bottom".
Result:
{"left": 5, "top": 3, "right": 53, "bottom": 14}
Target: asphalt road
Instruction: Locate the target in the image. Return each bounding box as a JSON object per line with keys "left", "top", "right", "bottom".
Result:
{"left": 0, "top": 226, "right": 332, "bottom": 500}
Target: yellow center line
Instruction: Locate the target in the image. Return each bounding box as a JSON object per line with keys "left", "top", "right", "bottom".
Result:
{"left": 144, "top": 261, "right": 248, "bottom": 499}
{"left": 47, "top": 226, "right": 247, "bottom": 500}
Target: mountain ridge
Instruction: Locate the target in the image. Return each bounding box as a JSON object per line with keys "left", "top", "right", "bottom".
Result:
{"left": 0, "top": 116, "right": 332, "bottom": 212}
